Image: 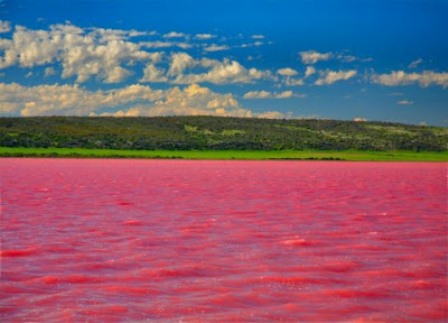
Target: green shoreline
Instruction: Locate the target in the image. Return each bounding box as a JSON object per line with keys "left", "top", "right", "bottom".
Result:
{"left": 0, "top": 147, "right": 447, "bottom": 161}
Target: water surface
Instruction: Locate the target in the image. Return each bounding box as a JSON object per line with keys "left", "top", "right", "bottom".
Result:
{"left": 1, "top": 159, "right": 446, "bottom": 321}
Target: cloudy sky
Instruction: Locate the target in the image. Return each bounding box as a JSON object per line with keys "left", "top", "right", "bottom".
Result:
{"left": 0, "top": 0, "right": 447, "bottom": 125}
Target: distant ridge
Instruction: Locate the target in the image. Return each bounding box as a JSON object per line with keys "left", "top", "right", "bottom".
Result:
{"left": 0, "top": 116, "right": 446, "bottom": 151}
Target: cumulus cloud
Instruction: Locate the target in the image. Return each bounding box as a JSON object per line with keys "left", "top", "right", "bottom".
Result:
{"left": 300, "top": 50, "right": 362, "bottom": 64}
{"left": 168, "top": 52, "right": 197, "bottom": 76}
{"left": 397, "top": 100, "right": 414, "bottom": 105}
{"left": 276, "top": 68, "right": 304, "bottom": 86}
{"left": 243, "top": 90, "right": 301, "bottom": 99}
{"left": 0, "top": 82, "right": 290, "bottom": 118}
{"left": 195, "top": 33, "right": 216, "bottom": 40}
{"left": 408, "top": 58, "right": 423, "bottom": 69}
{"left": 140, "top": 41, "right": 192, "bottom": 49}
{"left": 299, "top": 50, "right": 332, "bottom": 64}
{"left": 146, "top": 52, "right": 164, "bottom": 64}
{"left": 284, "top": 78, "right": 304, "bottom": 86}
{"left": 0, "top": 24, "right": 151, "bottom": 83}
{"left": 371, "top": 70, "right": 448, "bottom": 88}
{"left": 0, "top": 20, "right": 10, "bottom": 33}
{"left": 257, "top": 111, "right": 287, "bottom": 119}
{"left": 128, "top": 30, "right": 150, "bottom": 37}
{"left": 277, "top": 68, "right": 298, "bottom": 76}
{"left": 163, "top": 31, "right": 186, "bottom": 38}
{"left": 0, "top": 23, "right": 379, "bottom": 92}
{"left": 275, "top": 91, "right": 295, "bottom": 99}
{"left": 168, "top": 52, "right": 272, "bottom": 85}
{"left": 0, "top": 82, "right": 247, "bottom": 117}
{"left": 123, "top": 84, "right": 252, "bottom": 117}
{"left": 315, "top": 70, "right": 357, "bottom": 85}
{"left": 243, "top": 90, "right": 272, "bottom": 99}
{"left": 89, "top": 27, "right": 129, "bottom": 41}
{"left": 240, "top": 41, "right": 264, "bottom": 48}
{"left": 0, "top": 82, "right": 163, "bottom": 116}
{"left": 204, "top": 44, "right": 230, "bottom": 52}
{"left": 336, "top": 54, "right": 357, "bottom": 63}
{"left": 44, "top": 67, "right": 56, "bottom": 77}
{"left": 304, "top": 66, "right": 315, "bottom": 78}
{"left": 140, "top": 64, "right": 168, "bottom": 83}
{"left": 354, "top": 117, "right": 367, "bottom": 122}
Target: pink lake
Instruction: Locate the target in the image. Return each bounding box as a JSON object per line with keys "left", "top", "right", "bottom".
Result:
{"left": 0, "top": 159, "right": 447, "bottom": 322}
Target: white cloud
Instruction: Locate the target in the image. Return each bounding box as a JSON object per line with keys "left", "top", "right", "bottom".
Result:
{"left": 204, "top": 44, "right": 230, "bottom": 52}
{"left": 284, "top": 77, "right": 304, "bottom": 86}
{"left": 0, "top": 20, "right": 11, "bottom": 33}
{"left": 0, "top": 23, "right": 375, "bottom": 90}
{"left": 0, "top": 24, "right": 151, "bottom": 83}
{"left": 89, "top": 27, "right": 128, "bottom": 41}
{"left": 163, "top": 31, "right": 186, "bottom": 38}
{"left": 354, "top": 117, "right": 367, "bottom": 122}
{"left": 146, "top": 52, "right": 164, "bottom": 64}
{"left": 178, "top": 60, "right": 270, "bottom": 85}
{"left": 140, "top": 64, "right": 168, "bottom": 83}
{"left": 168, "top": 53, "right": 272, "bottom": 85}
{"left": 139, "top": 41, "right": 192, "bottom": 49}
{"left": 125, "top": 84, "right": 252, "bottom": 117}
{"left": 276, "top": 90, "right": 295, "bottom": 99}
{"left": 168, "top": 52, "right": 197, "bottom": 76}
{"left": 277, "top": 68, "right": 304, "bottom": 86}
{"left": 239, "top": 41, "right": 265, "bottom": 49}
{"left": 87, "top": 27, "right": 155, "bottom": 40}
{"left": 372, "top": 70, "right": 448, "bottom": 88}
{"left": 315, "top": 70, "right": 357, "bottom": 85}
{"left": 0, "top": 83, "right": 163, "bottom": 116}
{"left": 128, "top": 30, "right": 157, "bottom": 37}
{"left": 243, "top": 90, "right": 301, "bottom": 99}
{"left": 299, "top": 50, "right": 332, "bottom": 64}
{"left": 337, "top": 54, "right": 357, "bottom": 63}
{"left": 304, "top": 66, "right": 315, "bottom": 78}
{"left": 195, "top": 33, "right": 216, "bottom": 40}
{"left": 397, "top": 100, "right": 414, "bottom": 105}
{"left": 0, "top": 82, "right": 290, "bottom": 118}
{"left": 300, "top": 51, "right": 362, "bottom": 64}
{"left": 138, "top": 52, "right": 166, "bottom": 82}
{"left": 243, "top": 90, "right": 271, "bottom": 99}
{"left": 257, "top": 111, "right": 287, "bottom": 119}
{"left": 277, "top": 68, "right": 298, "bottom": 76}
{"left": 408, "top": 58, "right": 423, "bottom": 69}
{"left": 44, "top": 67, "right": 56, "bottom": 77}
{"left": 0, "top": 82, "right": 243, "bottom": 117}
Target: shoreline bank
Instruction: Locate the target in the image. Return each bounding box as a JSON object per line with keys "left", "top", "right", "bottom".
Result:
{"left": 1, "top": 147, "right": 447, "bottom": 162}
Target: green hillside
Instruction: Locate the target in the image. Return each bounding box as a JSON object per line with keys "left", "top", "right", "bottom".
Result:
{"left": 0, "top": 116, "right": 447, "bottom": 152}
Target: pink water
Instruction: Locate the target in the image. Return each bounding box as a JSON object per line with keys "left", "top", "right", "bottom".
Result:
{"left": 1, "top": 159, "right": 447, "bottom": 322}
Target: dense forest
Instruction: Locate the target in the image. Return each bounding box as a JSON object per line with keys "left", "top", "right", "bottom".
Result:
{"left": 0, "top": 116, "right": 446, "bottom": 151}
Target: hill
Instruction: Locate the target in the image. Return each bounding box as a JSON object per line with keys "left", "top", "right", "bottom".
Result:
{"left": 0, "top": 116, "right": 446, "bottom": 152}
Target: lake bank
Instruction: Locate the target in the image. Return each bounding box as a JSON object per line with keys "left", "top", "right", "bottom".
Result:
{"left": 0, "top": 147, "right": 447, "bottom": 161}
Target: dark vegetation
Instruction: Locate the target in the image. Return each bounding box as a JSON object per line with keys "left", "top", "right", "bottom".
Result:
{"left": 0, "top": 116, "right": 446, "bottom": 151}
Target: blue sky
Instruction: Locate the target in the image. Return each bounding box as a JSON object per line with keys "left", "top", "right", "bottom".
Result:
{"left": 0, "top": 0, "right": 447, "bottom": 125}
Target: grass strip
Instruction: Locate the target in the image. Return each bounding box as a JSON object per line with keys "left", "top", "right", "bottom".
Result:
{"left": 0, "top": 147, "right": 447, "bottom": 161}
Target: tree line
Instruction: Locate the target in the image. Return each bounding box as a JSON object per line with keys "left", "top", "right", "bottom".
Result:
{"left": 0, "top": 116, "right": 446, "bottom": 151}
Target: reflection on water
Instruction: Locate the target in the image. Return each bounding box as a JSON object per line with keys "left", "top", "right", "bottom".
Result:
{"left": 1, "top": 159, "right": 447, "bottom": 321}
